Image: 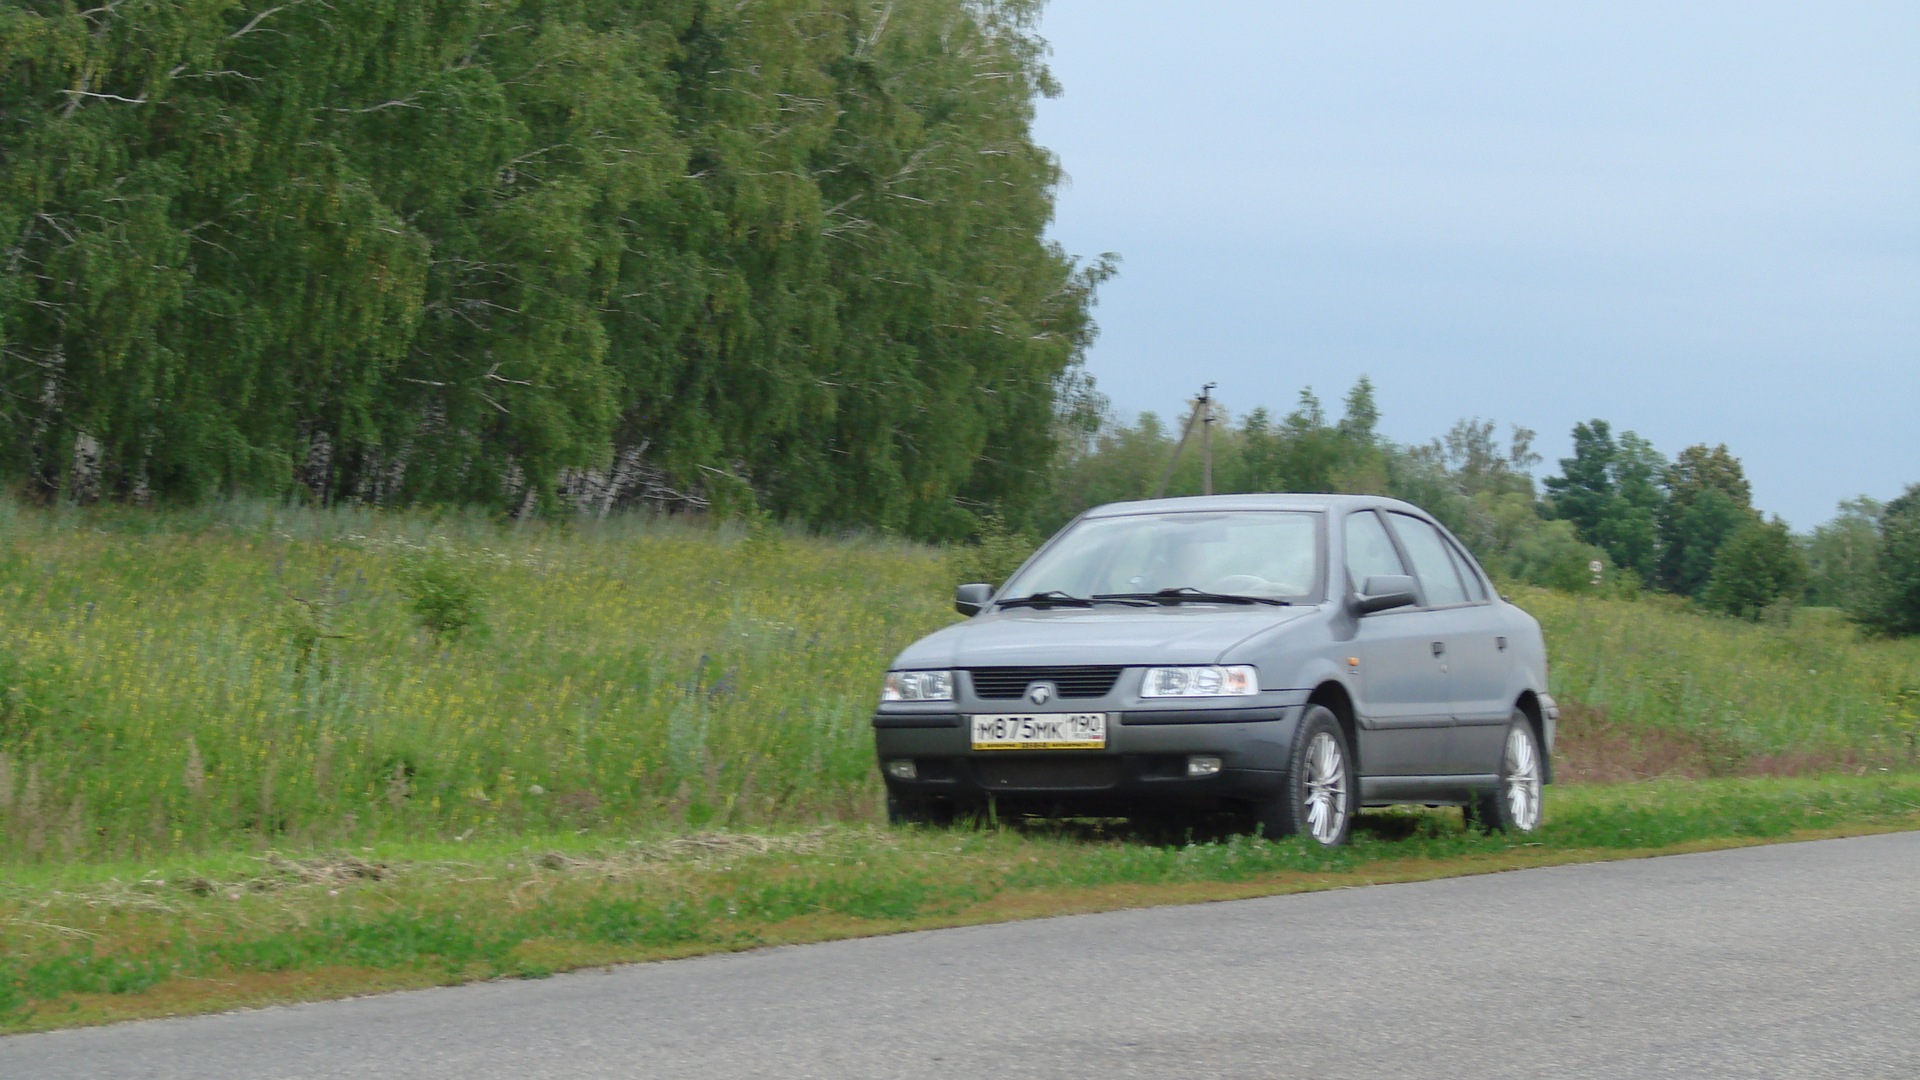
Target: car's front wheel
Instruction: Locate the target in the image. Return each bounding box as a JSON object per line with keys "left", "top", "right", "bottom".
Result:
{"left": 1253, "top": 705, "right": 1354, "bottom": 846}
{"left": 1468, "top": 713, "right": 1544, "bottom": 833}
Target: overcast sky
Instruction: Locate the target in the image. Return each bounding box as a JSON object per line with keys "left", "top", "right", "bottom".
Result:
{"left": 1031, "top": 1, "right": 1920, "bottom": 529}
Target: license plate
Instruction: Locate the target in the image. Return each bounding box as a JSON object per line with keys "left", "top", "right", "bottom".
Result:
{"left": 970, "top": 713, "right": 1108, "bottom": 751}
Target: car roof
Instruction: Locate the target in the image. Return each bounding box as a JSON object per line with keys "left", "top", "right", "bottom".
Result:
{"left": 1082, "top": 493, "right": 1424, "bottom": 517}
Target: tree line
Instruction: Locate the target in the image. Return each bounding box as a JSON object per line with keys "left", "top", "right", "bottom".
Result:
{"left": 5, "top": 3, "right": 1912, "bottom": 636}
{"left": 1, "top": 0, "right": 1101, "bottom": 539}
{"left": 1046, "top": 378, "right": 1919, "bottom": 635}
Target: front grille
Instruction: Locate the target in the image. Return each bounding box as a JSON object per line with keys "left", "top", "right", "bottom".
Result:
{"left": 973, "top": 758, "right": 1122, "bottom": 790}
{"left": 966, "top": 666, "right": 1123, "bottom": 699}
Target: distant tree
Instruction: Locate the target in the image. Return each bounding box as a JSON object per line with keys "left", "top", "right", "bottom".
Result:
{"left": 1542, "top": 420, "right": 1667, "bottom": 582}
{"left": 1802, "top": 497, "right": 1883, "bottom": 611}
{"left": 1702, "top": 517, "right": 1805, "bottom": 620}
{"left": 1337, "top": 376, "right": 1381, "bottom": 444}
{"left": 1278, "top": 388, "right": 1341, "bottom": 492}
{"left": 1224, "top": 378, "right": 1384, "bottom": 496}
{"left": 1402, "top": 418, "right": 1541, "bottom": 564}
{"left": 1440, "top": 418, "right": 1540, "bottom": 501}
{"left": 1663, "top": 486, "right": 1753, "bottom": 598}
{"left": 1233, "top": 407, "right": 1285, "bottom": 494}
{"left": 1505, "top": 519, "right": 1611, "bottom": 593}
{"left": 1384, "top": 447, "right": 1472, "bottom": 541}
{"left": 1856, "top": 484, "right": 1920, "bottom": 637}
{"left": 1048, "top": 411, "right": 1177, "bottom": 526}
{"left": 1658, "top": 444, "right": 1755, "bottom": 596}
{"left": 1665, "top": 443, "right": 1753, "bottom": 509}
{"left": 1605, "top": 432, "right": 1667, "bottom": 582}
{"left": 1544, "top": 420, "right": 1619, "bottom": 541}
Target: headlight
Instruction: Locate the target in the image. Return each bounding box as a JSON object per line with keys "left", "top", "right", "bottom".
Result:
{"left": 883, "top": 670, "right": 954, "bottom": 702}
{"left": 1140, "top": 665, "right": 1259, "bottom": 698}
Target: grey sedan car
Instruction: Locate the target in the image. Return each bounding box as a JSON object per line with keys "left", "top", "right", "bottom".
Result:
{"left": 873, "top": 494, "right": 1557, "bottom": 845}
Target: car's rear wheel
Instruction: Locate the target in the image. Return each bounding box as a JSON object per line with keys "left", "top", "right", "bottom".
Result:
{"left": 1253, "top": 705, "right": 1353, "bottom": 846}
{"left": 886, "top": 794, "right": 954, "bottom": 828}
{"left": 1468, "top": 713, "right": 1544, "bottom": 833}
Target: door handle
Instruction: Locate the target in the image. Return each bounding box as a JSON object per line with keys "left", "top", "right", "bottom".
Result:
{"left": 1431, "top": 641, "right": 1446, "bottom": 657}
{"left": 1496, "top": 636, "right": 1508, "bottom": 651}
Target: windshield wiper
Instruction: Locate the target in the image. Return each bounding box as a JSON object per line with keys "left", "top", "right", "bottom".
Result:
{"left": 996, "top": 590, "right": 1095, "bottom": 610}
{"left": 1098, "top": 587, "right": 1291, "bottom": 607}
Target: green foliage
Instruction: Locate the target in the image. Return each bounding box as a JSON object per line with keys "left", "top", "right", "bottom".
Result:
{"left": 1502, "top": 519, "right": 1610, "bottom": 593}
{"left": 1658, "top": 444, "right": 1757, "bottom": 595}
{"left": 1856, "top": 484, "right": 1920, "bottom": 637}
{"left": 1398, "top": 417, "right": 1540, "bottom": 567}
{"left": 0, "top": 654, "right": 57, "bottom": 747}
{"left": 0, "top": 0, "right": 1096, "bottom": 539}
{"left": 1542, "top": 420, "right": 1667, "bottom": 581}
{"left": 1803, "top": 497, "right": 1882, "bottom": 611}
{"left": 1702, "top": 518, "right": 1806, "bottom": 621}
{"left": 1232, "top": 380, "right": 1391, "bottom": 496}
{"left": 1050, "top": 377, "right": 1392, "bottom": 535}
{"left": 950, "top": 513, "right": 1040, "bottom": 588}
{"left": 397, "top": 552, "right": 486, "bottom": 643}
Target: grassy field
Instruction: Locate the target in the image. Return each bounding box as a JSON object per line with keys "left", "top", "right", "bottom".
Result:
{"left": 0, "top": 502, "right": 954, "bottom": 860}
{"left": 1525, "top": 589, "right": 1920, "bottom": 779}
{"left": 2, "top": 500, "right": 1917, "bottom": 863}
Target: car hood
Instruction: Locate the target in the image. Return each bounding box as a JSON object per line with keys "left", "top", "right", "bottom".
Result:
{"left": 892, "top": 605, "right": 1319, "bottom": 669}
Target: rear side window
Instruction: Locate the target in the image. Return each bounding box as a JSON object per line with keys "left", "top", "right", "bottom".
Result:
{"left": 1390, "top": 514, "right": 1470, "bottom": 607}
{"left": 1444, "top": 540, "right": 1489, "bottom": 602}
{"left": 1344, "top": 511, "right": 1405, "bottom": 590}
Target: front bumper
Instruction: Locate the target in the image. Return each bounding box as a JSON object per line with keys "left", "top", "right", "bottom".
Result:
{"left": 873, "top": 704, "right": 1305, "bottom": 814}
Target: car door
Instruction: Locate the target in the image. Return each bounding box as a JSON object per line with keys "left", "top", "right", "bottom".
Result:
{"left": 1385, "top": 512, "right": 1500, "bottom": 775}
{"left": 1345, "top": 510, "right": 1452, "bottom": 776}
{"left": 1434, "top": 535, "right": 1514, "bottom": 774}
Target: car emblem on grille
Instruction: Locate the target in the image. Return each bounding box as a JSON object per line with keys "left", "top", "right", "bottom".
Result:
{"left": 1027, "top": 683, "right": 1054, "bottom": 705}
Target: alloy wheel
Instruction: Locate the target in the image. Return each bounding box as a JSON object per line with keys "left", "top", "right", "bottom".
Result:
{"left": 1503, "top": 726, "right": 1543, "bottom": 831}
{"left": 1303, "top": 730, "right": 1350, "bottom": 845}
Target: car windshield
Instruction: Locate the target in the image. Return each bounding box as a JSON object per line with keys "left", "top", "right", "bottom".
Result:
{"left": 1002, "top": 511, "right": 1323, "bottom": 603}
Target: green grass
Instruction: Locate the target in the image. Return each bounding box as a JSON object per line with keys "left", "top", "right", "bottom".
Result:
{"left": 1523, "top": 587, "right": 1920, "bottom": 772}
{"left": 2, "top": 501, "right": 1917, "bottom": 861}
{"left": 0, "top": 501, "right": 955, "bottom": 860}
{"left": 3, "top": 775, "right": 1918, "bottom": 1033}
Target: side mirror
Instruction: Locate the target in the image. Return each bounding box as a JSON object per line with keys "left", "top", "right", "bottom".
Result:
{"left": 954, "top": 582, "right": 994, "bottom": 616}
{"left": 1355, "top": 574, "right": 1419, "bottom": 615}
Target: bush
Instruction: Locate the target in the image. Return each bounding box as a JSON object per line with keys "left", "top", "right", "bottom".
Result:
{"left": 1856, "top": 485, "right": 1920, "bottom": 637}
{"left": 1702, "top": 518, "right": 1805, "bottom": 621}
{"left": 950, "top": 514, "right": 1040, "bottom": 589}
{"left": 397, "top": 552, "right": 486, "bottom": 643}
{"left": 1502, "top": 519, "right": 1611, "bottom": 594}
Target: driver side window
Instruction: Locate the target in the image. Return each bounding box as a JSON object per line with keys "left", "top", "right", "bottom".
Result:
{"left": 1390, "top": 513, "right": 1471, "bottom": 607}
{"left": 1344, "top": 511, "right": 1406, "bottom": 592}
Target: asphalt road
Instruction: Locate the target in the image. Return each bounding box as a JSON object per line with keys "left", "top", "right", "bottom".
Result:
{"left": 6, "top": 831, "right": 1918, "bottom": 1079}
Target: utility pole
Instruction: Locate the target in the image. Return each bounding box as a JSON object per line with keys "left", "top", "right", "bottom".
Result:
{"left": 1152, "top": 382, "right": 1217, "bottom": 499}
{"left": 1199, "top": 382, "right": 1216, "bottom": 495}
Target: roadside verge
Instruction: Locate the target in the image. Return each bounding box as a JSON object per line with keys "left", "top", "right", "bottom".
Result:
{"left": 4, "top": 774, "right": 1918, "bottom": 1034}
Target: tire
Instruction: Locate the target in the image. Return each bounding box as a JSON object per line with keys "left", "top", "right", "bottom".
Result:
{"left": 1253, "top": 705, "right": 1354, "bottom": 846}
{"left": 1468, "top": 712, "right": 1545, "bottom": 834}
{"left": 886, "top": 793, "right": 954, "bottom": 828}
